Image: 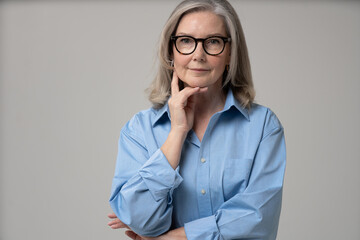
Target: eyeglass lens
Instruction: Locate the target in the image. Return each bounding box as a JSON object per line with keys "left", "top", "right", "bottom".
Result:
{"left": 175, "top": 36, "right": 225, "bottom": 55}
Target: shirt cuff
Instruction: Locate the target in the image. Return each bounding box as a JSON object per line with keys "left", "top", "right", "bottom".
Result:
{"left": 138, "top": 149, "right": 183, "bottom": 202}
{"left": 184, "top": 215, "right": 220, "bottom": 240}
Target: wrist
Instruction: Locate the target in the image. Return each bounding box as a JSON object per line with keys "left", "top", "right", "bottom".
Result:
{"left": 170, "top": 127, "right": 189, "bottom": 139}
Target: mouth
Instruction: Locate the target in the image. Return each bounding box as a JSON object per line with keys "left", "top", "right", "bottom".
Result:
{"left": 189, "top": 68, "right": 210, "bottom": 72}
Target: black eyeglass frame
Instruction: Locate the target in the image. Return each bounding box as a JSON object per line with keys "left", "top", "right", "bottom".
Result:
{"left": 170, "top": 35, "right": 231, "bottom": 56}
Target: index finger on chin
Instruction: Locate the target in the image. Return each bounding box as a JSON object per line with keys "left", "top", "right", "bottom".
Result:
{"left": 171, "top": 71, "right": 179, "bottom": 95}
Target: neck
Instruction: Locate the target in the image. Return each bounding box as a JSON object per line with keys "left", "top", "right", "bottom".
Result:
{"left": 191, "top": 84, "right": 226, "bottom": 118}
{"left": 189, "top": 83, "right": 227, "bottom": 142}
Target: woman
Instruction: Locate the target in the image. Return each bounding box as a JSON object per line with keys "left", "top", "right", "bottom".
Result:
{"left": 108, "top": 0, "right": 286, "bottom": 239}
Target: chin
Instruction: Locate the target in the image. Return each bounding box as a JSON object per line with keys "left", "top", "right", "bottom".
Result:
{"left": 182, "top": 77, "right": 212, "bottom": 88}
{"left": 184, "top": 82, "right": 207, "bottom": 88}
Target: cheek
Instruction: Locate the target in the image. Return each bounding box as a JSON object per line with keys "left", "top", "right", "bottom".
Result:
{"left": 220, "top": 47, "right": 231, "bottom": 66}
{"left": 174, "top": 55, "right": 191, "bottom": 71}
{"left": 210, "top": 58, "right": 227, "bottom": 71}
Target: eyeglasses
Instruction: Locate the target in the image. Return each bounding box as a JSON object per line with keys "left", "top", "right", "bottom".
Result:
{"left": 170, "top": 35, "right": 231, "bottom": 56}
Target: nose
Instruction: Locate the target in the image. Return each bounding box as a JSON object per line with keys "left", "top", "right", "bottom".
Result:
{"left": 192, "top": 42, "right": 206, "bottom": 61}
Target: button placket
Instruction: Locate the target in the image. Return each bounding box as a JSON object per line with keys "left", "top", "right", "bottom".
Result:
{"left": 197, "top": 152, "right": 212, "bottom": 217}
{"left": 196, "top": 117, "right": 219, "bottom": 217}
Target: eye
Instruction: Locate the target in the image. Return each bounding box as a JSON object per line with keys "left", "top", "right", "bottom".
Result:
{"left": 178, "top": 37, "right": 194, "bottom": 45}
{"left": 207, "top": 38, "right": 221, "bottom": 45}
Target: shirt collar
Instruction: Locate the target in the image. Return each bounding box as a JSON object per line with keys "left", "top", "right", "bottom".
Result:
{"left": 152, "top": 88, "right": 249, "bottom": 127}
{"left": 222, "top": 88, "right": 250, "bottom": 121}
{"left": 152, "top": 102, "right": 170, "bottom": 127}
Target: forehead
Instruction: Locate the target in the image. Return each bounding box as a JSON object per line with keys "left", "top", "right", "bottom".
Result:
{"left": 175, "top": 11, "right": 227, "bottom": 36}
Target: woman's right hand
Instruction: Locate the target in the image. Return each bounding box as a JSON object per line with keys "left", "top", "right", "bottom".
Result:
{"left": 160, "top": 72, "right": 207, "bottom": 169}
{"left": 168, "top": 71, "right": 207, "bottom": 134}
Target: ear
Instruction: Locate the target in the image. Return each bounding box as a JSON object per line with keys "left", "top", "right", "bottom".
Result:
{"left": 168, "top": 50, "right": 174, "bottom": 66}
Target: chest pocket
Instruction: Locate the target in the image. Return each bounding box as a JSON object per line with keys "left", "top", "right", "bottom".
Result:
{"left": 222, "top": 158, "right": 253, "bottom": 200}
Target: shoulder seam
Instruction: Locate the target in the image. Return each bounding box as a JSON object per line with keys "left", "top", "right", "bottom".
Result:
{"left": 261, "top": 126, "right": 283, "bottom": 141}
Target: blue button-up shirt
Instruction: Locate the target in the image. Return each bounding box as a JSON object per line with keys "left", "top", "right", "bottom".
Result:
{"left": 109, "top": 89, "right": 286, "bottom": 240}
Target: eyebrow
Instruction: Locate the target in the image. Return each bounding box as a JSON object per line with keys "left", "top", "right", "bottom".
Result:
{"left": 176, "top": 32, "right": 226, "bottom": 37}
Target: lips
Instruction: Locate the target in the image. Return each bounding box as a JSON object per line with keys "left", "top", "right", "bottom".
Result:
{"left": 189, "top": 68, "right": 210, "bottom": 72}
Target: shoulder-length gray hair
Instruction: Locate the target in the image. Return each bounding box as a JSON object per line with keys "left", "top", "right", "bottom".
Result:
{"left": 147, "top": 0, "right": 255, "bottom": 109}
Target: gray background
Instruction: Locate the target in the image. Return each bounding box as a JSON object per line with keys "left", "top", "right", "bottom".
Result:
{"left": 1, "top": 0, "right": 359, "bottom": 239}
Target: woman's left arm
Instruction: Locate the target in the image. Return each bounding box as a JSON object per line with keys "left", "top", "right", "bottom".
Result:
{"left": 184, "top": 124, "right": 286, "bottom": 240}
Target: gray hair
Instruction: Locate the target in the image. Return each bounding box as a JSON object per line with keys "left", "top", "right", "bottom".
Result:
{"left": 147, "top": 0, "right": 255, "bottom": 109}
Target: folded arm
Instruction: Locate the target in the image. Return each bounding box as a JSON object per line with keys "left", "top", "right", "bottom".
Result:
{"left": 109, "top": 122, "right": 183, "bottom": 236}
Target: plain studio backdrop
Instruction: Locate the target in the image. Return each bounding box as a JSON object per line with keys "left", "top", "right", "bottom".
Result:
{"left": 0, "top": 0, "right": 359, "bottom": 239}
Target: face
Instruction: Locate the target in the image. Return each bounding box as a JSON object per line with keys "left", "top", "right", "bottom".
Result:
{"left": 173, "top": 11, "right": 230, "bottom": 89}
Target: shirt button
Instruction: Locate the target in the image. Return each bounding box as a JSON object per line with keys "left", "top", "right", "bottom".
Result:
{"left": 201, "top": 189, "right": 206, "bottom": 195}
{"left": 201, "top": 158, "right": 206, "bottom": 163}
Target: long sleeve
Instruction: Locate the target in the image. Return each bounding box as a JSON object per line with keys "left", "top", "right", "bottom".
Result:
{"left": 184, "top": 121, "right": 286, "bottom": 240}
{"left": 109, "top": 116, "right": 183, "bottom": 236}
